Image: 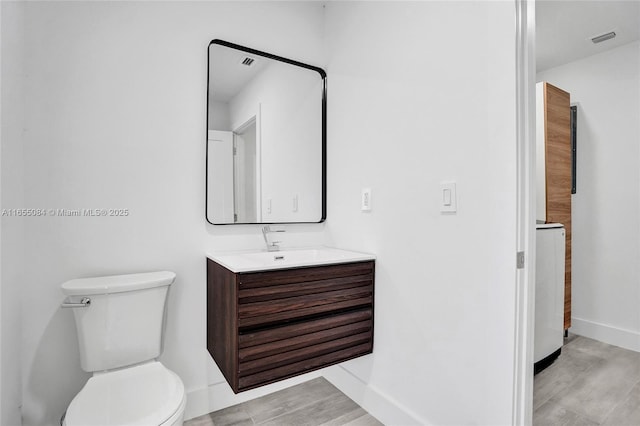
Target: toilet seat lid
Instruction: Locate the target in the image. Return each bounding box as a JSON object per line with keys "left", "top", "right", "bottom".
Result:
{"left": 65, "top": 361, "right": 185, "bottom": 426}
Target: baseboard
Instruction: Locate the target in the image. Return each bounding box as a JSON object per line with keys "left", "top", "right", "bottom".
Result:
{"left": 571, "top": 317, "right": 640, "bottom": 352}
{"left": 184, "top": 371, "right": 322, "bottom": 421}
{"left": 322, "top": 365, "right": 428, "bottom": 425}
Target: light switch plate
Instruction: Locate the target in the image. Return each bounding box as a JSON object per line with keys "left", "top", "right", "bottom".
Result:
{"left": 361, "top": 188, "right": 372, "bottom": 212}
{"left": 440, "top": 182, "right": 457, "bottom": 213}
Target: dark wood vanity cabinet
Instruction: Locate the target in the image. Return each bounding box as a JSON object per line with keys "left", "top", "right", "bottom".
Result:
{"left": 207, "top": 259, "right": 375, "bottom": 393}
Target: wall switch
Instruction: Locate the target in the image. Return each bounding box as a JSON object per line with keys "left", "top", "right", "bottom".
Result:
{"left": 293, "top": 195, "right": 298, "bottom": 212}
{"left": 443, "top": 189, "right": 452, "bottom": 206}
{"left": 361, "top": 188, "right": 372, "bottom": 212}
{"left": 267, "top": 198, "right": 272, "bottom": 214}
{"left": 440, "top": 182, "right": 457, "bottom": 213}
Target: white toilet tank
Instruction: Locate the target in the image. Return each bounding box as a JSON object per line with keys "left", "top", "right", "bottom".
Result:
{"left": 61, "top": 271, "right": 176, "bottom": 372}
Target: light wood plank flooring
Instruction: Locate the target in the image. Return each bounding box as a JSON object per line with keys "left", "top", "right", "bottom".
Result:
{"left": 534, "top": 335, "right": 640, "bottom": 425}
{"left": 185, "top": 377, "right": 383, "bottom": 426}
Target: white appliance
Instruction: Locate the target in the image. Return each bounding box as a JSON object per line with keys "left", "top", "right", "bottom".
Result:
{"left": 534, "top": 223, "right": 566, "bottom": 373}
{"left": 60, "top": 271, "right": 186, "bottom": 426}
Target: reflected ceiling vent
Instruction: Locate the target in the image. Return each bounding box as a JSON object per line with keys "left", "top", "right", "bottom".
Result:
{"left": 591, "top": 31, "right": 616, "bottom": 44}
{"left": 239, "top": 56, "right": 256, "bottom": 67}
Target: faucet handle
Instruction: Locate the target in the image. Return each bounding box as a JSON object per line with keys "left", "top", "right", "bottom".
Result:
{"left": 262, "top": 226, "right": 284, "bottom": 251}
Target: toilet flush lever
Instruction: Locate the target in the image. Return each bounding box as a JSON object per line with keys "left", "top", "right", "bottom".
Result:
{"left": 61, "top": 297, "right": 91, "bottom": 308}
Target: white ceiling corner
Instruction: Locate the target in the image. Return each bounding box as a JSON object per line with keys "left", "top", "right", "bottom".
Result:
{"left": 536, "top": 0, "right": 640, "bottom": 72}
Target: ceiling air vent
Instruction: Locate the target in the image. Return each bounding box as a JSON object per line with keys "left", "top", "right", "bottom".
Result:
{"left": 240, "top": 56, "right": 256, "bottom": 67}
{"left": 591, "top": 31, "right": 616, "bottom": 44}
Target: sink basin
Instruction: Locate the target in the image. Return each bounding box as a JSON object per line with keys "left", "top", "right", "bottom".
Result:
{"left": 208, "top": 247, "right": 375, "bottom": 273}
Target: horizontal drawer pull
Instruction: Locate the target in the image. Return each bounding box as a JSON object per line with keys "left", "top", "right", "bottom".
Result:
{"left": 239, "top": 309, "right": 372, "bottom": 349}
{"left": 238, "top": 297, "right": 372, "bottom": 329}
{"left": 239, "top": 286, "right": 372, "bottom": 318}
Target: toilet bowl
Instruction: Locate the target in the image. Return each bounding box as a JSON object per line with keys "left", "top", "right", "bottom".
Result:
{"left": 61, "top": 271, "right": 186, "bottom": 426}
{"left": 63, "top": 361, "right": 185, "bottom": 426}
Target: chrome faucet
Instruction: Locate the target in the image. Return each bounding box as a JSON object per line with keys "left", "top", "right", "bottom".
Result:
{"left": 262, "top": 225, "right": 285, "bottom": 251}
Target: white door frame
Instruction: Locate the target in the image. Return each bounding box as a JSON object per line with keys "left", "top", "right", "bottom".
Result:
{"left": 513, "top": 0, "right": 536, "bottom": 425}
{"left": 512, "top": 0, "right": 536, "bottom": 425}
{"left": 233, "top": 116, "right": 256, "bottom": 223}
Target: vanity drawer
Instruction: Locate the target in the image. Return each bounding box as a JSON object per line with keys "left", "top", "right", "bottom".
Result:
{"left": 237, "top": 262, "right": 374, "bottom": 329}
{"left": 238, "top": 262, "right": 374, "bottom": 289}
{"left": 238, "top": 308, "right": 373, "bottom": 361}
{"left": 237, "top": 309, "right": 373, "bottom": 390}
{"left": 239, "top": 341, "right": 372, "bottom": 390}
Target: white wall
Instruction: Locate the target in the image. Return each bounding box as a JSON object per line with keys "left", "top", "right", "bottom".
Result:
{"left": 8, "top": 2, "right": 326, "bottom": 425}
{"left": 1, "top": 2, "right": 3, "bottom": 420}
{"left": 208, "top": 100, "right": 230, "bottom": 131}
{"left": 1, "top": 2, "right": 25, "bottom": 424}
{"left": 322, "top": 2, "right": 518, "bottom": 425}
{"left": 0, "top": 2, "right": 3, "bottom": 423}
{"left": 537, "top": 41, "right": 640, "bottom": 350}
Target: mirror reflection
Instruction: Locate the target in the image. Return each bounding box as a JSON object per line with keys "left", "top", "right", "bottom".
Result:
{"left": 206, "top": 40, "right": 326, "bottom": 224}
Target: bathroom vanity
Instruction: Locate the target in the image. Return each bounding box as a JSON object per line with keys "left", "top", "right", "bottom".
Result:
{"left": 207, "top": 248, "right": 375, "bottom": 393}
{"left": 205, "top": 40, "right": 371, "bottom": 392}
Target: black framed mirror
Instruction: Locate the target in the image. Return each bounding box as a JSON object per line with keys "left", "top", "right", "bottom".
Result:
{"left": 206, "top": 39, "right": 326, "bottom": 225}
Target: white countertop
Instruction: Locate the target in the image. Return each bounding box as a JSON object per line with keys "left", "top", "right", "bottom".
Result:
{"left": 207, "top": 246, "right": 376, "bottom": 273}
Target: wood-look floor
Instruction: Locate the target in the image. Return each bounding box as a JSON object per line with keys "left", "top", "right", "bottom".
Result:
{"left": 534, "top": 334, "right": 640, "bottom": 425}
{"left": 185, "top": 377, "right": 383, "bottom": 426}
{"left": 190, "top": 337, "right": 640, "bottom": 426}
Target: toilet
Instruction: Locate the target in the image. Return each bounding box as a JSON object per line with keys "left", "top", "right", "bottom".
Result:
{"left": 60, "top": 271, "right": 186, "bottom": 426}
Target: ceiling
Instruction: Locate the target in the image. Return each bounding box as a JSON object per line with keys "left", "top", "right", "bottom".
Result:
{"left": 209, "top": 44, "right": 269, "bottom": 103}
{"left": 536, "top": 0, "right": 640, "bottom": 72}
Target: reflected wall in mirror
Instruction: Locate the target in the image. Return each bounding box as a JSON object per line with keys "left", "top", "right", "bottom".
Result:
{"left": 206, "top": 39, "right": 326, "bottom": 224}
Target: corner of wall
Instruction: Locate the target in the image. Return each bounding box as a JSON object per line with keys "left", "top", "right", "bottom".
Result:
{"left": 0, "top": 2, "right": 4, "bottom": 421}
{"left": 322, "top": 366, "right": 428, "bottom": 426}
{"left": 1, "top": 1, "right": 25, "bottom": 424}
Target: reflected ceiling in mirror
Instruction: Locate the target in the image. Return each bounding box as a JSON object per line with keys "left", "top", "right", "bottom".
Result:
{"left": 206, "top": 40, "right": 326, "bottom": 225}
